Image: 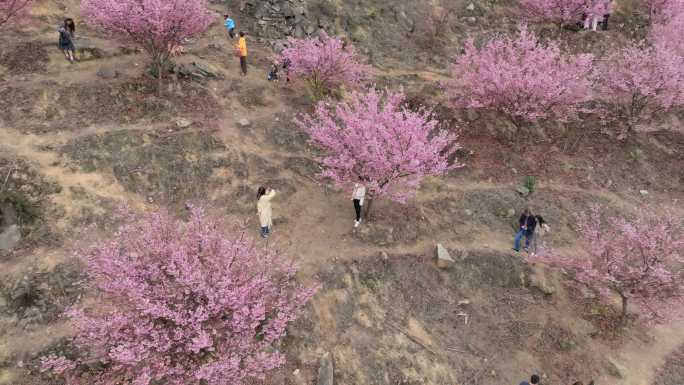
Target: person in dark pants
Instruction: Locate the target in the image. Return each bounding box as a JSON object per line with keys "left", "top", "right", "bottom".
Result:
{"left": 237, "top": 31, "right": 248, "bottom": 76}
{"left": 513, "top": 209, "right": 537, "bottom": 252}
{"left": 351, "top": 178, "right": 366, "bottom": 228}
{"left": 519, "top": 374, "right": 541, "bottom": 385}
{"left": 58, "top": 18, "right": 76, "bottom": 62}
{"left": 601, "top": 13, "right": 610, "bottom": 30}
{"left": 224, "top": 15, "right": 235, "bottom": 39}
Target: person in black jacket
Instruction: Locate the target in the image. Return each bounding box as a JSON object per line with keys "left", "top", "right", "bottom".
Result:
{"left": 513, "top": 208, "right": 537, "bottom": 252}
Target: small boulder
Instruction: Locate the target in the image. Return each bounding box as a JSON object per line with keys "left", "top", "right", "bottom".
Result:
{"left": 0, "top": 224, "right": 21, "bottom": 251}
{"left": 639, "top": 190, "right": 649, "bottom": 196}
{"left": 607, "top": 357, "right": 628, "bottom": 379}
{"left": 317, "top": 352, "right": 333, "bottom": 385}
{"left": 238, "top": 118, "right": 252, "bottom": 128}
{"left": 96, "top": 67, "right": 119, "bottom": 79}
{"left": 436, "top": 243, "right": 454, "bottom": 269}
{"left": 506, "top": 208, "right": 516, "bottom": 218}
{"left": 175, "top": 118, "right": 193, "bottom": 128}
{"left": 466, "top": 3, "right": 475, "bottom": 11}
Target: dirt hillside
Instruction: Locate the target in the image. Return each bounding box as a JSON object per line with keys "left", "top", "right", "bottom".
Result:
{"left": 0, "top": 0, "right": 683, "bottom": 385}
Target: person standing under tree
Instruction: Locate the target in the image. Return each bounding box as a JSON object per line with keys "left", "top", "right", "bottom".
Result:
{"left": 257, "top": 186, "right": 277, "bottom": 238}
{"left": 224, "top": 15, "right": 235, "bottom": 39}
{"left": 58, "top": 18, "right": 76, "bottom": 63}
{"left": 237, "top": 31, "right": 248, "bottom": 76}
{"left": 513, "top": 208, "right": 537, "bottom": 252}
{"left": 352, "top": 178, "right": 366, "bottom": 228}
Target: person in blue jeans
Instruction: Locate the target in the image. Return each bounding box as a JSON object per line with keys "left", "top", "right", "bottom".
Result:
{"left": 224, "top": 15, "right": 236, "bottom": 39}
{"left": 513, "top": 208, "right": 537, "bottom": 252}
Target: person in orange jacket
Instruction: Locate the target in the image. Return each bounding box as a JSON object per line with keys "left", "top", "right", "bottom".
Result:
{"left": 237, "top": 31, "right": 248, "bottom": 76}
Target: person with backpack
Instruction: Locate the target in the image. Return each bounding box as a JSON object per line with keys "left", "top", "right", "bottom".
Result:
{"left": 257, "top": 186, "right": 277, "bottom": 238}
{"left": 224, "top": 15, "right": 236, "bottom": 39}
{"left": 531, "top": 215, "right": 550, "bottom": 255}
{"left": 58, "top": 18, "right": 76, "bottom": 63}
{"left": 236, "top": 31, "right": 248, "bottom": 76}
{"left": 513, "top": 209, "right": 537, "bottom": 252}
{"left": 519, "top": 374, "right": 541, "bottom": 385}
{"left": 352, "top": 178, "right": 366, "bottom": 228}
{"left": 267, "top": 61, "right": 279, "bottom": 81}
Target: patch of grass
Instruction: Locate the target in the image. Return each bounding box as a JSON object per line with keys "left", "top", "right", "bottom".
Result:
{"left": 0, "top": 191, "right": 39, "bottom": 225}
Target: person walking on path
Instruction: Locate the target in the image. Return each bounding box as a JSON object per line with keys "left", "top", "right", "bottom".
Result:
{"left": 58, "top": 18, "right": 76, "bottom": 63}
{"left": 257, "top": 186, "right": 277, "bottom": 238}
{"left": 530, "top": 214, "right": 549, "bottom": 255}
{"left": 352, "top": 179, "right": 366, "bottom": 228}
{"left": 519, "top": 374, "right": 541, "bottom": 385}
{"left": 224, "top": 15, "right": 235, "bottom": 39}
{"left": 237, "top": 31, "right": 248, "bottom": 76}
{"left": 513, "top": 208, "right": 537, "bottom": 252}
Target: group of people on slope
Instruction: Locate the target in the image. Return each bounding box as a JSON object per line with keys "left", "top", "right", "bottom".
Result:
{"left": 579, "top": 0, "right": 614, "bottom": 31}
{"left": 255, "top": 179, "right": 367, "bottom": 239}
{"left": 224, "top": 15, "right": 248, "bottom": 76}
{"left": 519, "top": 374, "right": 595, "bottom": 385}
{"left": 513, "top": 208, "right": 549, "bottom": 254}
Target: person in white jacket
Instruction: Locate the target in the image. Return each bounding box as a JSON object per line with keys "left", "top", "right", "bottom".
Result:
{"left": 257, "top": 186, "right": 277, "bottom": 238}
{"left": 352, "top": 178, "right": 366, "bottom": 228}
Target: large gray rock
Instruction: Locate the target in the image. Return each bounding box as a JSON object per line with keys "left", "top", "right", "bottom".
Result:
{"left": 607, "top": 357, "right": 628, "bottom": 379}
{"left": 0, "top": 224, "right": 21, "bottom": 251}
{"left": 317, "top": 352, "right": 333, "bottom": 385}
{"left": 436, "top": 243, "right": 454, "bottom": 269}
{"left": 96, "top": 67, "right": 119, "bottom": 79}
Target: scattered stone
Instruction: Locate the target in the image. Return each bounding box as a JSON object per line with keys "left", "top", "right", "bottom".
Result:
{"left": 457, "top": 299, "right": 471, "bottom": 306}
{"left": 436, "top": 243, "right": 454, "bottom": 269}
{"left": 466, "top": 3, "right": 475, "bottom": 11}
{"left": 0, "top": 224, "right": 21, "bottom": 251}
{"left": 238, "top": 118, "right": 252, "bottom": 128}
{"left": 175, "top": 118, "right": 193, "bottom": 128}
{"left": 516, "top": 186, "right": 530, "bottom": 197}
{"left": 607, "top": 357, "right": 628, "bottom": 379}
{"left": 464, "top": 209, "right": 473, "bottom": 216}
{"left": 317, "top": 352, "right": 333, "bottom": 385}
{"left": 96, "top": 67, "right": 119, "bottom": 79}
{"left": 639, "top": 190, "right": 649, "bottom": 196}
{"left": 506, "top": 208, "right": 516, "bottom": 218}
{"left": 380, "top": 251, "right": 389, "bottom": 260}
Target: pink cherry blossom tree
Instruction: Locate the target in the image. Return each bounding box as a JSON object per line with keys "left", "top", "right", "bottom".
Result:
{"left": 81, "top": 0, "right": 214, "bottom": 90}
{"left": 528, "top": 205, "right": 684, "bottom": 323}
{"left": 592, "top": 41, "right": 684, "bottom": 135}
{"left": 518, "top": 0, "right": 590, "bottom": 30}
{"left": 40, "top": 206, "right": 316, "bottom": 385}
{"left": 295, "top": 88, "right": 462, "bottom": 211}
{"left": 446, "top": 25, "right": 593, "bottom": 130}
{"left": 280, "top": 31, "right": 368, "bottom": 100}
{"left": 0, "top": 0, "right": 32, "bottom": 27}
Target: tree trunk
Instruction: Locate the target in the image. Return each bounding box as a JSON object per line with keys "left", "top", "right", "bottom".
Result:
{"left": 619, "top": 293, "right": 628, "bottom": 324}
{"left": 363, "top": 197, "right": 374, "bottom": 221}
{"left": 157, "top": 60, "right": 163, "bottom": 96}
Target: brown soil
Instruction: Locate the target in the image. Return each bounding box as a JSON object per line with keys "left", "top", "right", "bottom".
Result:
{"left": 0, "top": 0, "right": 683, "bottom": 385}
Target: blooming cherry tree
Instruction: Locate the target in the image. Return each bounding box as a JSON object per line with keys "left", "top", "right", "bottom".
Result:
{"left": 81, "top": 0, "right": 214, "bottom": 89}
{"left": 518, "top": 0, "right": 589, "bottom": 29}
{"left": 592, "top": 42, "right": 684, "bottom": 134}
{"left": 41, "top": 206, "right": 316, "bottom": 385}
{"left": 280, "top": 31, "right": 367, "bottom": 99}
{"left": 295, "top": 88, "right": 462, "bottom": 206}
{"left": 529, "top": 206, "right": 684, "bottom": 323}
{"left": 0, "top": 0, "right": 32, "bottom": 27}
{"left": 447, "top": 25, "right": 593, "bottom": 129}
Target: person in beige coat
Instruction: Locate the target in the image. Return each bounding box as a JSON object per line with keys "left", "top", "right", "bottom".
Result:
{"left": 257, "top": 186, "right": 277, "bottom": 238}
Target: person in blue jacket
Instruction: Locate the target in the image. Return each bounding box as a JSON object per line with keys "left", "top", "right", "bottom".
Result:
{"left": 224, "top": 15, "right": 236, "bottom": 39}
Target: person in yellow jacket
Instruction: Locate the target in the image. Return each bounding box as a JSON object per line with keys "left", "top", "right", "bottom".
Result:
{"left": 237, "top": 31, "right": 248, "bottom": 76}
